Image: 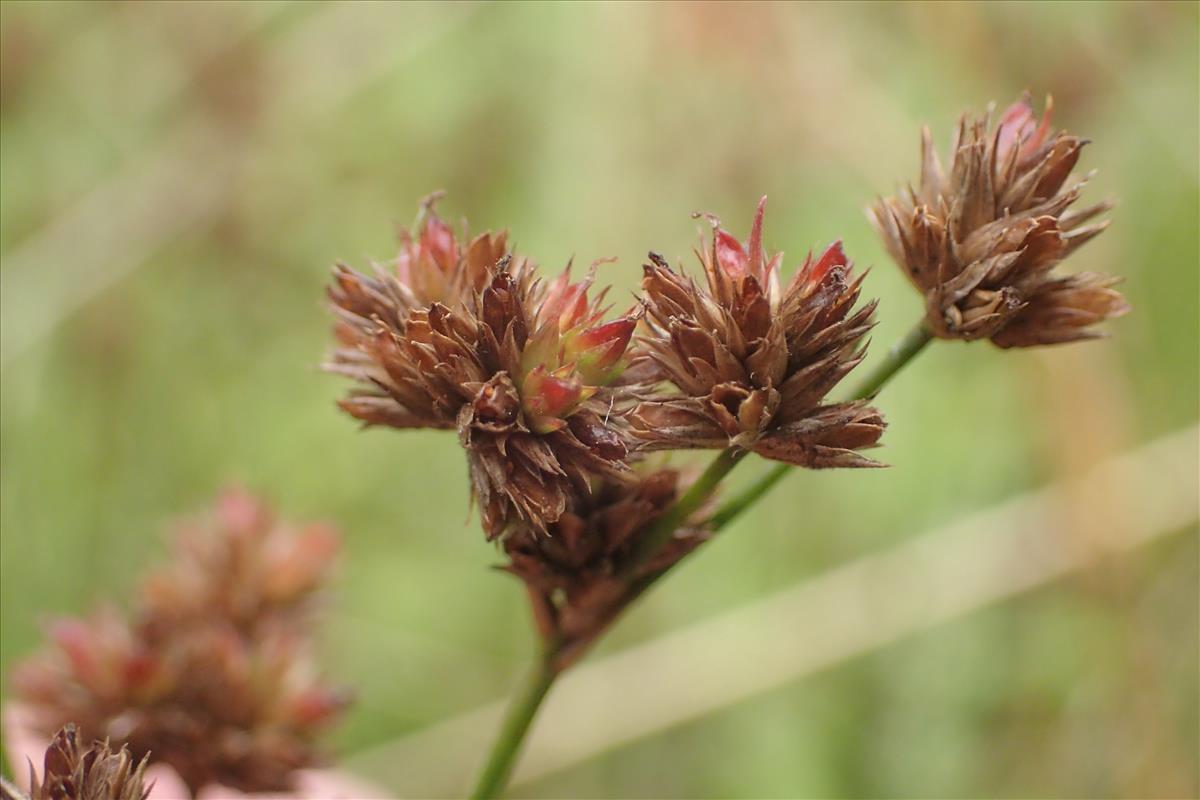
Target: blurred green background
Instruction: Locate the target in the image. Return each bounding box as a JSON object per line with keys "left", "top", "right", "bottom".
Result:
{"left": 1, "top": 2, "right": 1197, "bottom": 798}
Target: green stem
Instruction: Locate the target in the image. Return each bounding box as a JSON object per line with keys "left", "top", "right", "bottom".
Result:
{"left": 621, "top": 446, "right": 747, "bottom": 578}
{"left": 469, "top": 321, "right": 934, "bottom": 799}
{"left": 845, "top": 320, "right": 933, "bottom": 402}
{"left": 469, "top": 450, "right": 746, "bottom": 799}
{"left": 709, "top": 321, "right": 933, "bottom": 531}
{"left": 708, "top": 463, "right": 790, "bottom": 531}
{"left": 470, "top": 644, "right": 560, "bottom": 800}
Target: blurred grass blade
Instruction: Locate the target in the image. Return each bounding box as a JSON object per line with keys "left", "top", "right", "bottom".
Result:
{"left": 346, "top": 424, "right": 1198, "bottom": 797}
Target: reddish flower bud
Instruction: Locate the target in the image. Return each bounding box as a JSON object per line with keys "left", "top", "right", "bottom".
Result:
{"left": 523, "top": 366, "right": 593, "bottom": 431}
{"left": 568, "top": 317, "right": 637, "bottom": 384}
{"left": 995, "top": 94, "right": 1053, "bottom": 166}
{"left": 541, "top": 269, "right": 596, "bottom": 332}
{"left": 421, "top": 212, "right": 459, "bottom": 272}
{"left": 714, "top": 228, "right": 748, "bottom": 278}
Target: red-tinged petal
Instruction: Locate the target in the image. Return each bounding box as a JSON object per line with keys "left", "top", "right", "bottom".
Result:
{"left": 995, "top": 95, "right": 1052, "bottom": 164}
{"left": 715, "top": 229, "right": 748, "bottom": 277}
{"left": 541, "top": 270, "right": 573, "bottom": 322}
{"left": 1024, "top": 94, "right": 1054, "bottom": 159}
{"left": 524, "top": 366, "right": 585, "bottom": 419}
{"left": 811, "top": 239, "right": 849, "bottom": 286}
{"left": 123, "top": 650, "right": 161, "bottom": 689}
{"left": 541, "top": 267, "right": 595, "bottom": 332}
{"left": 421, "top": 214, "right": 458, "bottom": 271}
{"left": 748, "top": 195, "right": 767, "bottom": 276}
{"left": 290, "top": 687, "right": 351, "bottom": 727}
{"left": 50, "top": 620, "right": 96, "bottom": 682}
{"left": 559, "top": 281, "right": 592, "bottom": 331}
{"left": 570, "top": 317, "right": 636, "bottom": 382}
{"left": 572, "top": 318, "right": 635, "bottom": 353}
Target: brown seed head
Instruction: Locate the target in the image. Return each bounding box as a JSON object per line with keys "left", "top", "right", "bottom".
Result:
{"left": 326, "top": 198, "right": 641, "bottom": 539}
{"left": 632, "top": 198, "right": 885, "bottom": 468}
{"left": 869, "top": 94, "right": 1129, "bottom": 347}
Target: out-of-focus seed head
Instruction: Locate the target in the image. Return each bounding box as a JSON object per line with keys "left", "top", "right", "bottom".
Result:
{"left": 869, "top": 93, "right": 1129, "bottom": 347}
{"left": 632, "top": 199, "right": 885, "bottom": 468}
{"left": 8, "top": 491, "right": 349, "bottom": 797}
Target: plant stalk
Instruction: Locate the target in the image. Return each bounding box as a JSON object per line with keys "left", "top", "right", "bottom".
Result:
{"left": 620, "top": 445, "right": 747, "bottom": 578}
{"left": 845, "top": 320, "right": 933, "bottom": 403}
{"left": 469, "top": 643, "right": 561, "bottom": 799}
{"left": 470, "top": 320, "right": 933, "bottom": 798}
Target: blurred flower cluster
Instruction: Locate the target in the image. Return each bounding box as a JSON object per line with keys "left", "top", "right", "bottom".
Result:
{"left": 6, "top": 489, "right": 350, "bottom": 798}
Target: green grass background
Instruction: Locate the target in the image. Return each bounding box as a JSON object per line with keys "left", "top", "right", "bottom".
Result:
{"left": 1, "top": 2, "right": 1197, "bottom": 797}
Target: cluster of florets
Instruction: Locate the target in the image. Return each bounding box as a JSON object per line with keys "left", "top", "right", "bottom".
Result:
{"left": 633, "top": 199, "right": 885, "bottom": 467}
{"left": 870, "top": 93, "right": 1128, "bottom": 346}
{"left": 502, "top": 467, "right": 710, "bottom": 668}
{"left": 8, "top": 489, "right": 348, "bottom": 797}
{"left": 328, "top": 195, "right": 886, "bottom": 531}
{"left": 324, "top": 195, "right": 888, "bottom": 650}
{"left": 325, "top": 97, "right": 1123, "bottom": 650}
{"left": 328, "top": 198, "right": 639, "bottom": 540}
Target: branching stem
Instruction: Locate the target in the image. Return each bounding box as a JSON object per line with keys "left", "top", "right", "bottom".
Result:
{"left": 470, "top": 320, "right": 933, "bottom": 798}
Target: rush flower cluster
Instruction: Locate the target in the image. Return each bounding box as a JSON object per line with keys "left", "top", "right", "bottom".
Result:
{"left": 8, "top": 489, "right": 348, "bottom": 797}
{"left": 327, "top": 198, "right": 639, "bottom": 540}
{"left": 326, "top": 195, "right": 885, "bottom": 533}
{"left": 326, "top": 108, "right": 1125, "bottom": 657}
{"left": 633, "top": 198, "right": 885, "bottom": 467}
{"left": 870, "top": 93, "right": 1128, "bottom": 346}
{"left": 324, "top": 194, "right": 894, "bottom": 648}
